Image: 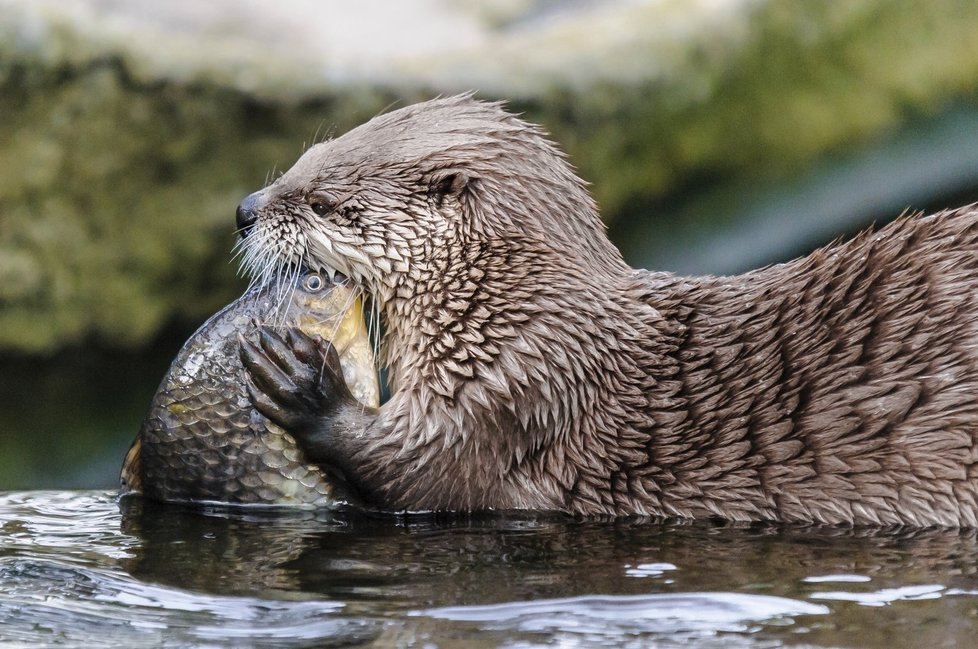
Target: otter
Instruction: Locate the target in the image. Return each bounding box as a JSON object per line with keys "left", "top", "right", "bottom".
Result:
{"left": 235, "top": 95, "right": 978, "bottom": 526}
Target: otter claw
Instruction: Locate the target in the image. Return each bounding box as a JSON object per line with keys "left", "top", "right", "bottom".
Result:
{"left": 283, "top": 327, "right": 345, "bottom": 380}
{"left": 285, "top": 327, "right": 322, "bottom": 365}
{"left": 241, "top": 334, "right": 323, "bottom": 431}
{"left": 244, "top": 377, "right": 298, "bottom": 429}
{"left": 256, "top": 327, "right": 313, "bottom": 382}
{"left": 240, "top": 326, "right": 354, "bottom": 434}
{"left": 239, "top": 335, "right": 307, "bottom": 409}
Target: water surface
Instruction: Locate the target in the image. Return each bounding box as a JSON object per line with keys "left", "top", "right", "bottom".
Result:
{"left": 1, "top": 491, "right": 977, "bottom": 648}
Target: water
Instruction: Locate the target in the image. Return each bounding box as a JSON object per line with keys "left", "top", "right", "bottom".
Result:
{"left": 2, "top": 492, "right": 978, "bottom": 648}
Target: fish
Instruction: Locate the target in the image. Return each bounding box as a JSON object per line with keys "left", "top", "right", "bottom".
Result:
{"left": 120, "top": 268, "right": 379, "bottom": 507}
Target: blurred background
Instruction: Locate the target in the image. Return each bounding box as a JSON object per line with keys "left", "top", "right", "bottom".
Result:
{"left": 2, "top": 0, "right": 978, "bottom": 490}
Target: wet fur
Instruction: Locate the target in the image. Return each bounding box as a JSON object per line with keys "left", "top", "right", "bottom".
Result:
{"left": 239, "top": 95, "right": 978, "bottom": 525}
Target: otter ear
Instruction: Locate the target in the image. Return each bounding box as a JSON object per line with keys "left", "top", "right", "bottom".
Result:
{"left": 430, "top": 171, "right": 470, "bottom": 205}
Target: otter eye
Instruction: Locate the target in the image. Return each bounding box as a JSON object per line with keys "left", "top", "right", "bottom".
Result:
{"left": 310, "top": 202, "right": 332, "bottom": 217}
{"left": 302, "top": 273, "right": 325, "bottom": 292}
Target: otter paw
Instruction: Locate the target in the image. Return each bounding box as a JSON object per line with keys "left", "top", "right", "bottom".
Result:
{"left": 239, "top": 325, "right": 351, "bottom": 432}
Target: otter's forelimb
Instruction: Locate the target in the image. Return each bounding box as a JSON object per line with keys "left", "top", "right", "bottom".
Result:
{"left": 240, "top": 326, "right": 380, "bottom": 496}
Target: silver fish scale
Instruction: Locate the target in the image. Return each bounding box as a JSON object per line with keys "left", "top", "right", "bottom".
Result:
{"left": 128, "top": 279, "right": 373, "bottom": 507}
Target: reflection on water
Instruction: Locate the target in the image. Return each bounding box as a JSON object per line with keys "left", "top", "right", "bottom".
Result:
{"left": 420, "top": 592, "right": 829, "bottom": 643}
{"left": 2, "top": 492, "right": 978, "bottom": 648}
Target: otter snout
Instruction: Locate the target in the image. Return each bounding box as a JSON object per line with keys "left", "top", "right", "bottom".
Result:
{"left": 235, "top": 191, "right": 265, "bottom": 238}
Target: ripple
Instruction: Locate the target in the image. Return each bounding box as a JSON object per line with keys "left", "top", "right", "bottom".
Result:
{"left": 0, "top": 557, "right": 375, "bottom": 648}
{"left": 0, "top": 490, "right": 135, "bottom": 561}
{"left": 2, "top": 491, "right": 978, "bottom": 647}
{"left": 416, "top": 591, "right": 829, "bottom": 637}
{"left": 809, "top": 584, "right": 946, "bottom": 607}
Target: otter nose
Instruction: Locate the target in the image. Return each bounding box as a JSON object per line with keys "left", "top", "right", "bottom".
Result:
{"left": 235, "top": 191, "right": 262, "bottom": 238}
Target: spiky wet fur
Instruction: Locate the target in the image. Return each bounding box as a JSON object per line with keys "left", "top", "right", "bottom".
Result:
{"left": 239, "top": 95, "right": 978, "bottom": 526}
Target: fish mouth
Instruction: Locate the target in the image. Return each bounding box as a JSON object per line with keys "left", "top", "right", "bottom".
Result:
{"left": 261, "top": 259, "right": 383, "bottom": 408}
{"left": 314, "top": 259, "right": 380, "bottom": 352}
{"left": 303, "top": 272, "right": 382, "bottom": 409}
{"left": 296, "top": 256, "right": 384, "bottom": 398}
{"left": 312, "top": 260, "right": 385, "bottom": 403}
{"left": 233, "top": 227, "right": 381, "bottom": 375}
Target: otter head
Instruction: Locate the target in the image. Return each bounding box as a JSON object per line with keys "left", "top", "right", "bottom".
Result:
{"left": 236, "top": 95, "right": 627, "bottom": 394}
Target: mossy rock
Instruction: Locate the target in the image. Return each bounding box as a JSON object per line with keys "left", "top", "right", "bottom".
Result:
{"left": 3, "top": 0, "right": 978, "bottom": 353}
{"left": 0, "top": 60, "right": 407, "bottom": 352}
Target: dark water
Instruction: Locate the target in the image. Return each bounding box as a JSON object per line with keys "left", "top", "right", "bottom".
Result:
{"left": 2, "top": 492, "right": 978, "bottom": 647}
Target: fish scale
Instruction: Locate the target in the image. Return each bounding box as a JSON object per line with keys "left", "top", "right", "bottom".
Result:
{"left": 121, "top": 270, "right": 379, "bottom": 507}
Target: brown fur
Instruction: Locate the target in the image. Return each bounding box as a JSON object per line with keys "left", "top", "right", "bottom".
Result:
{"left": 238, "top": 95, "right": 978, "bottom": 525}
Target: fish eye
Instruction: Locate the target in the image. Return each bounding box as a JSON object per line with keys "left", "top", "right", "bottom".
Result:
{"left": 303, "top": 272, "right": 325, "bottom": 292}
